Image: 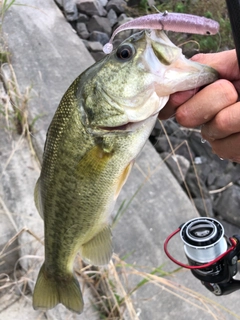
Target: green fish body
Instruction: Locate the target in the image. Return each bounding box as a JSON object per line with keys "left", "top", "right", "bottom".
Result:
{"left": 33, "top": 30, "right": 218, "bottom": 314}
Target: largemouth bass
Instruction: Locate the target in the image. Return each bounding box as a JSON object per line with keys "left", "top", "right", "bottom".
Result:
{"left": 33, "top": 30, "right": 218, "bottom": 314}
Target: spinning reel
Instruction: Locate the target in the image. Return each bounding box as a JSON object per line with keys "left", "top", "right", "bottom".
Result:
{"left": 164, "top": 217, "right": 240, "bottom": 295}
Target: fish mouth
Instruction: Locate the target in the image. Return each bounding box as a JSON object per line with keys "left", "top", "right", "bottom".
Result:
{"left": 98, "top": 114, "right": 158, "bottom": 133}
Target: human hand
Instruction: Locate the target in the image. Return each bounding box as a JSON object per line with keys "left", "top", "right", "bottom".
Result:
{"left": 158, "top": 50, "right": 240, "bottom": 162}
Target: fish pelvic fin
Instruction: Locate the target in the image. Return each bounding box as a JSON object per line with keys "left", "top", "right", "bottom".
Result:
{"left": 81, "top": 225, "right": 113, "bottom": 266}
{"left": 33, "top": 263, "right": 83, "bottom": 314}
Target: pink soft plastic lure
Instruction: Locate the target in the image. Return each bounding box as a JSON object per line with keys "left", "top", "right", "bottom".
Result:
{"left": 103, "top": 12, "right": 220, "bottom": 54}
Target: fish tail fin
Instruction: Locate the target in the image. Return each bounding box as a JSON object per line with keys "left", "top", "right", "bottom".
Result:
{"left": 33, "top": 263, "right": 83, "bottom": 314}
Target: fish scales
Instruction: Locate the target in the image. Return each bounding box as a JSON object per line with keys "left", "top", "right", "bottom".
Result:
{"left": 33, "top": 30, "right": 218, "bottom": 314}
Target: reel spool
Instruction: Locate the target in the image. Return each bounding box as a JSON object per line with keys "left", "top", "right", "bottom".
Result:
{"left": 180, "top": 217, "right": 228, "bottom": 264}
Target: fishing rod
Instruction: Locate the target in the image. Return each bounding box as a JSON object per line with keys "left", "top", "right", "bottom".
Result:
{"left": 226, "top": 0, "right": 240, "bottom": 68}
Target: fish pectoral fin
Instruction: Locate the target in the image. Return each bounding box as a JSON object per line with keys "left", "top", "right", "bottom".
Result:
{"left": 114, "top": 161, "right": 134, "bottom": 200}
{"left": 81, "top": 225, "right": 113, "bottom": 266}
{"left": 33, "top": 263, "right": 83, "bottom": 314}
{"left": 34, "top": 178, "right": 44, "bottom": 219}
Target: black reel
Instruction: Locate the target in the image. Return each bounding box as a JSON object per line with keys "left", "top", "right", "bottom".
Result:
{"left": 164, "top": 217, "right": 240, "bottom": 296}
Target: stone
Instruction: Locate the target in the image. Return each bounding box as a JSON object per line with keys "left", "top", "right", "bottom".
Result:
{"left": 194, "top": 197, "right": 214, "bottom": 217}
{"left": 215, "top": 185, "right": 240, "bottom": 227}
{"left": 117, "top": 12, "right": 128, "bottom": 22}
{"left": 98, "top": 0, "right": 108, "bottom": 6}
{"left": 107, "top": 9, "right": 118, "bottom": 27}
{"left": 89, "top": 30, "right": 109, "bottom": 45}
{"left": 161, "top": 152, "right": 190, "bottom": 184}
{"left": 76, "top": 0, "right": 107, "bottom": 16}
{"left": 211, "top": 173, "right": 233, "bottom": 189}
{"left": 91, "top": 51, "right": 106, "bottom": 61}
{"left": 86, "top": 41, "right": 103, "bottom": 51}
{"left": 183, "top": 170, "right": 210, "bottom": 199}
{"left": 54, "top": 0, "right": 63, "bottom": 7}
{"left": 63, "top": 0, "right": 79, "bottom": 21}
{"left": 77, "top": 13, "right": 89, "bottom": 23}
{"left": 112, "top": 16, "right": 134, "bottom": 43}
{"left": 87, "top": 15, "right": 112, "bottom": 36}
{"left": 106, "top": 0, "right": 127, "bottom": 14}
{"left": 76, "top": 22, "right": 90, "bottom": 39}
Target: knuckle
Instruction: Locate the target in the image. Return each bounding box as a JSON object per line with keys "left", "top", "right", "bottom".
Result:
{"left": 214, "top": 111, "right": 230, "bottom": 134}
{"left": 216, "top": 80, "right": 238, "bottom": 105}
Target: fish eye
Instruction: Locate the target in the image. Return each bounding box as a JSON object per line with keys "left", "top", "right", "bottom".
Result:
{"left": 116, "top": 44, "right": 135, "bottom": 61}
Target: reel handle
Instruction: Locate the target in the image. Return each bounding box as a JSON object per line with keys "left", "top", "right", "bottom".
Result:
{"left": 202, "top": 279, "right": 240, "bottom": 296}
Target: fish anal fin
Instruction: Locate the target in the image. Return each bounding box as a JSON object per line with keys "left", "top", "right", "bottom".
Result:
{"left": 34, "top": 178, "right": 44, "bottom": 219}
{"left": 33, "top": 263, "right": 83, "bottom": 314}
{"left": 81, "top": 225, "right": 113, "bottom": 266}
{"left": 114, "top": 161, "right": 133, "bottom": 200}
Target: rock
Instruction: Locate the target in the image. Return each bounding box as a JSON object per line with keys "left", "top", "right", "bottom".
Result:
{"left": 54, "top": 0, "right": 63, "bottom": 7}
{"left": 188, "top": 132, "right": 214, "bottom": 158}
{"left": 89, "top": 30, "right": 109, "bottom": 45}
{"left": 98, "top": 0, "right": 108, "bottom": 6}
{"left": 193, "top": 157, "right": 212, "bottom": 185}
{"left": 194, "top": 197, "right": 214, "bottom": 217}
{"left": 76, "top": 22, "right": 90, "bottom": 39}
{"left": 77, "top": 13, "right": 89, "bottom": 23}
{"left": 87, "top": 15, "right": 112, "bottom": 36}
{"left": 225, "top": 162, "right": 240, "bottom": 184}
{"left": 160, "top": 119, "right": 187, "bottom": 139}
{"left": 117, "top": 12, "right": 128, "bottom": 22}
{"left": 63, "top": 0, "right": 79, "bottom": 21}
{"left": 85, "top": 40, "right": 103, "bottom": 51}
{"left": 106, "top": 0, "right": 127, "bottom": 14}
{"left": 91, "top": 51, "right": 106, "bottom": 61}
{"left": 150, "top": 134, "right": 195, "bottom": 163}
{"left": 107, "top": 9, "right": 118, "bottom": 27}
{"left": 183, "top": 170, "right": 210, "bottom": 199}
{"left": 211, "top": 173, "right": 233, "bottom": 189}
{"left": 76, "top": 0, "right": 107, "bottom": 16}
{"left": 117, "top": 14, "right": 134, "bottom": 25}
{"left": 215, "top": 185, "right": 240, "bottom": 227}
{"left": 161, "top": 152, "right": 190, "bottom": 185}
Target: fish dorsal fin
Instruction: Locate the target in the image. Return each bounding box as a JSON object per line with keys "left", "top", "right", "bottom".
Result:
{"left": 80, "top": 225, "right": 113, "bottom": 266}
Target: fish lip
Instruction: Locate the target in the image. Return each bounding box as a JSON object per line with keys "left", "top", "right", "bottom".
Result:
{"left": 98, "top": 113, "right": 158, "bottom": 133}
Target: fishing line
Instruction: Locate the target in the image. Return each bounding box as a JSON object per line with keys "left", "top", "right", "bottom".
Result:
{"left": 164, "top": 227, "right": 237, "bottom": 269}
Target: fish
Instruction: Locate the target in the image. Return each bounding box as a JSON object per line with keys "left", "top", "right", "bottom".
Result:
{"left": 33, "top": 29, "right": 218, "bottom": 314}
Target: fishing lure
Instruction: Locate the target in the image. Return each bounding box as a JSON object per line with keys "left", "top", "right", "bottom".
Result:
{"left": 103, "top": 11, "right": 220, "bottom": 54}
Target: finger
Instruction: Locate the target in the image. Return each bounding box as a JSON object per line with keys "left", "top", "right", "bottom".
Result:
{"left": 158, "top": 89, "right": 198, "bottom": 120}
{"left": 232, "top": 80, "right": 240, "bottom": 96}
{"left": 175, "top": 79, "right": 238, "bottom": 128}
{"left": 201, "top": 102, "right": 240, "bottom": 140}
{"left": 191, "top": 50, "right": 240, "bottom": 81}
{"left": 210, "top": 133, "right": 240, "bottom": 163}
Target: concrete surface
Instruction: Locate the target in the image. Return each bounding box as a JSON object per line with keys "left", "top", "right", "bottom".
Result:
{"left": 1, "top": 0, "right": 240, "bottom": 320}
{"left": 2, "top": 0, "right": 95, "bottom": 162}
